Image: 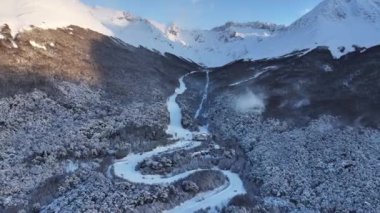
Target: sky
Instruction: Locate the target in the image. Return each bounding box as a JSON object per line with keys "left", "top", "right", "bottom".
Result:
{"left": 81, "top": 0, "right": 323, "bottom": 29}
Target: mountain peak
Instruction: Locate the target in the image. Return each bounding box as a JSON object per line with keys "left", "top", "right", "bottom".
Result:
{"left": 167, "top": 23, "right": 181, "bottom": 36}
{"left": 324, "top": 0, "right": 380, "bottom": 19}
{"left": 262, "top": 0, "right": 380, "bottom": 61}
{"left": 212, "top": 21, "right": 285, "bottom": 32}
{"left": 291, "top": 0, "right": 380, "bottom": 30}
{"left": 0, "top": 0, "right": 111, "bottom": 36}
{"left": 2, "top": 0, "right": 380, "bottom": 66}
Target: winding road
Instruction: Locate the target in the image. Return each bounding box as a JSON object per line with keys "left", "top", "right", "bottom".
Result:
{"left": 112, "top": 71, "right": 246, "bottom": 212}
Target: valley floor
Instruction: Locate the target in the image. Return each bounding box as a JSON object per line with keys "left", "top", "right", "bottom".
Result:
{"left": 1, "top": 70, "right": 379, "bottom": 213}
{"left": 0, "top": 26, "right": 380, "bottom": 213}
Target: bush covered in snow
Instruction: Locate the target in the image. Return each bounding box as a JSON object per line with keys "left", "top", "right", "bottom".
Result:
{"left": 209, "top": 93, "right": 380, "bottom": 212}
{"left": 0, "top": 81, "right": 170, "bottom": 211}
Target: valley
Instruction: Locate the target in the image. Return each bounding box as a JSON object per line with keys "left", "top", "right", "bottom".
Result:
{"left": 1, "top": 0, "right": 380, "bottom": 212}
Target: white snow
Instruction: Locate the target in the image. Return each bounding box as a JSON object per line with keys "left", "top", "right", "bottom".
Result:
{"left": 288, "top": 0, "right": 379, "bottom": 56}
{"left": 294, "top": 99, "right": 311, "bottom": 108}
{"left": 29, "top": 40, "right": 47, "bottom": 50}
{"left": 194, "top": 70, "right": 210, "bottom": 119}
{"left": 113, "top": 140, "right": 202, "bottom": 184}
{"left": 113, "top": 139, "right": 246, "bottom": 211}
{"left": 0, "top": 0, "right": 111, "bottom": 37}
{"left": 322, "top": 64, "right": 333, "bottom": 72}
{"left": 2, "top": 0, "right": 380, "bottom": 66}
{"left": 10, "top": 39, "right": 18, "bottom": 48}
{"left": 0, "top": 34, "right": 4, "bottom": 39}
{"left": 165, "top": 171, "right": 245, "bottom": 213}
{"left": 89, "top": 7, "right": 283, "bottom": 66}
{"left": 244, "top": 0, "right": 380, "bottom": 61}
{"left": 65, "top": 160, "right": 78, "bottom": 173}
{"left": 198, "top": 125, "right": 209, "bottom": 134}
{"left": 191, "top": 149, "right": 210, "bottom": 158}
{"left": 88, "top": 0, "right": 380, "bottom": 67}
{"left": 229, "top": 71, "right": 265, "bottom": 87}
{"left": 166, "top": 74, "right": 194, "bottom": 140}
{"left": 264, "top": 197, "right": 292, "bottom": 208}
{"left": 113, "top": 72, "right": 246, "bottom": 212}
{"left": 229, "top": 66, "right": 278, "bottom": 87}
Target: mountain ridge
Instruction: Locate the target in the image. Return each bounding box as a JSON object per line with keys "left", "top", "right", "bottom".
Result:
{"left": 1, "top": 1, "right": 380, "bottom": 212}
{"left": 1, "top": 0, "right": 380, "bottom": 66}
{"left": 90, "top": 0, "right": 380, "bottom": 66}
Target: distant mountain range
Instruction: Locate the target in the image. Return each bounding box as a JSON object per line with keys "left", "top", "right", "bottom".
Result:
{"left": 1, "top": 0, "right": 380, "bottom": 66}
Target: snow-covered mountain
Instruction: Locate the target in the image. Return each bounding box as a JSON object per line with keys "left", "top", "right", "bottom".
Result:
{"left": 89, "top": 0, "right": 380, "bottom": 66}
{"left": 90, "top": 6, "right": 284, "bottom": 66}
{"left": 1, "top": 0, "right": 380, "bottom": 66}
{"left": 0, "top": 0, "right": 111, "bottom": 36}
{"left": 248, "top": 0, "right": 380, "bottom": 60}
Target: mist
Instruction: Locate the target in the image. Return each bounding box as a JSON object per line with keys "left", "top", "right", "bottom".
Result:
{"left": 234, "top": 90, "right": 265, "bottom": 114}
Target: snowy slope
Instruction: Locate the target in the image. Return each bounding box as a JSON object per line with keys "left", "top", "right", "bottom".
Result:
{"left": 246, "top": 0, "right": 380, "bottom": 60}
{"left": 0, "top": 0, "right": 111, "bottom": 36}
{"left": 288, "top": 0, "right": 380, "bottom": 56}
{"left": 90, "top": 6, "right": 282, "bottom": 66}
{"left": 1, "top": 0, "right": 380, "bottom": 66}
{"left": 90, "top": 0, "right": 380, "bottom": 66}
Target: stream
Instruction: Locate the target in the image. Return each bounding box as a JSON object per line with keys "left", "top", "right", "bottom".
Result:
{"left": 112, "top": 71, "right": 246, "bottom": 212}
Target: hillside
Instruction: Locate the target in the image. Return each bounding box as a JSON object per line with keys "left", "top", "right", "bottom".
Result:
{"left": 1, "top": 0, "right": 380, "bottom": 212}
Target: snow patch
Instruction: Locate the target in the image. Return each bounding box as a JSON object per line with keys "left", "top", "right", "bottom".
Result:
{"left": 198, "top": 125, "right": 209, "bottom": 134}
{"left": 10, "top": 39, "right": 18, "bottom": 48}
{"left": 166, "top": 171, "right": 246, "bottom": 213}
{"left": 322, "top": 64, "right": 333, "bottom": 72}
{"left": 29, "top": 40, "right": 47, "bottom": 50}
{"left": 229, "top": 66, "right": 277, "bottom": 87}
{"left": 294, "top": 99, "right": 311, "bottom": 108}
{"left": 229, "top": 70, "right": 266, "bottom": 87}
{"left": 195, "top": 70, "right": 210, "bottom": 119}
{"left": 65, "top": 160, "right": 78, "bottom": 173}
{"left": 0, "top": 0, "right": 112, "bottom": 37}
{"left": 166, "top": 74, "right": 193, "bottom": 140}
